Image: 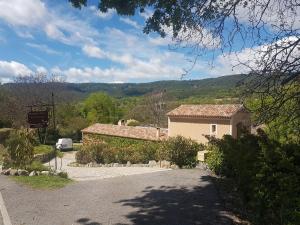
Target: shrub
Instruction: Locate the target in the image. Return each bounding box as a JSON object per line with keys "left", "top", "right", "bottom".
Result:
{"left": 57, "top": 171, "right": 68, "bottom": 179}
{"left": 205, "top": 131, "right": 300, "bottom": 225}
{"left": 90, "top": 143, "right": 107, "bottom": 164}
{"left": 0, "top": 144, "right": 6, "bottom": 163}
{"left": 75, "top": 147, "right": 93, "bottom": 164}
{"left": 4, "top": 129, "right": 35, "bottom": 168}
{"left": 34, "top": 145, "right": 53, "bottom": 155}
{"left": 25, "top": 161, "right": 49, "bottom": 172}
{"left": 83, "top": 134, "right": 161, "bottom": 164}
{"left": 0, "top": 128, "right": 13, "bottom": 144}
{"left": 160, "top": 136, "right": 202, "bottom": 168}
{"left": 205, "top": 144, "right": 224, "bottom": 175}
{"left": 126, "top": 119, "right": 140, "bottom": 126}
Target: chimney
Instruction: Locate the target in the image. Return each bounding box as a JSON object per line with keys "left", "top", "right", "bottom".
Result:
{"left": 156, "top": 127, "right": 160, "bottom": 140}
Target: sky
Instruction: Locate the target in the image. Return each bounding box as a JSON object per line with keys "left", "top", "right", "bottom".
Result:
{"left": 0, "top": 0, "right": 296, "bottom": 83}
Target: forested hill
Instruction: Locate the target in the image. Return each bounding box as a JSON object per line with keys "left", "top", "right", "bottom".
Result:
{"left": 3, "top": 74, "right": 245, "bottom": 99}
{"left": 65, "top": 74, "right": 246, "bottom": 99}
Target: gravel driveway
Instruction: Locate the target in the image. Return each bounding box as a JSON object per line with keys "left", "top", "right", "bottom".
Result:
{"left": 47, "top": 151, "right": 170, "bottom": 181}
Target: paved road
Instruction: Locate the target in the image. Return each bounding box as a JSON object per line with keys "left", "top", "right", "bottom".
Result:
{"left": 0, "top": 169, "right": 234, "bottom": 225}
{"left": 47, "top": 151, "right": 169, "bottom": 181}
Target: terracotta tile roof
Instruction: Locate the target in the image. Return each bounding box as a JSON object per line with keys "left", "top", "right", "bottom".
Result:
{"left": 82, "top": 123, "right": 168, "bottom": 141}
{"left": 167, "top": 104, "right": 246, "bottom": 118}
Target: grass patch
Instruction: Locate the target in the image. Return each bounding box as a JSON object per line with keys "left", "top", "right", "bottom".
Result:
{"left": 11, "top": 175, "right": 73, "bottom": 189}
{"left": 34, "top": 145, "right": 53, "bottom": 155}
{"left": 73, "top": 142, "right": 82, "bottom": 151}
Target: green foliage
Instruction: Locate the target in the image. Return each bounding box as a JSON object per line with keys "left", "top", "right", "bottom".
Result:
{"left": 160, "top": 136, "right": 202, "bottom": 168}
{"left": 82, "top": 92, "right": 121, "bottom": 124}
{"left": 34, "top": 145, "right": 53, "bottom": 155}
{"left": 75, "top": 147, "right": 93, "bottom": 164}
{"left": 0, "top": 144, "right": 6, "bottom": 163}
{"left": 205, "top": 144, "right": 224, "bottom": 175}
{"left": 73, "top": 143, "right": 82, "bottom": 151}
{"left": 205, "top": 132, "right": 300, "bottom": 225}
{"left": 56, "top": 103, "right": 88, "bottom": 141}
{"left": 25, "top": 161, "right": 49, "bottom": 172}
{"left": 0, "top": 128, "right": 14, "bottom": 144}
{"left": 57, "top": 171, "right": 68, "bottom": 179}
{"left": 76, "top": 136, "right": 160, "bottom": 164}
{"left": 4, "top": 129, "right": 35, "bottom": 168}
{"left": 126, "top": 119, "right": 140, "bottom": 126}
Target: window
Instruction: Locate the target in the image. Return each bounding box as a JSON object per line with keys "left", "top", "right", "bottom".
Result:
{"left": 210, "top": 124, "right": 217, "bottom": 136}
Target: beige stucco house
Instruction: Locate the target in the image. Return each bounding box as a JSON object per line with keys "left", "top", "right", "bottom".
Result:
{"left": 167, "top": 104, "right": 251, "bottom": 143}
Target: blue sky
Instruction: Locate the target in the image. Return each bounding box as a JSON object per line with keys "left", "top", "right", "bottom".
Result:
{"left": 0, "top": 0, "right": 287, "bottom": 83}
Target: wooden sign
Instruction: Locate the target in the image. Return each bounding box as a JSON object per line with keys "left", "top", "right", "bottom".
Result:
{"left": 27, "top": 111, "right": 49, "bottom": 128}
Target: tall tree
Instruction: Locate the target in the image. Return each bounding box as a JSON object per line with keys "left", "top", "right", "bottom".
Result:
{"left": 69, "top": 0, "right": 300, "bottom": 125}
{"left": 82, "top": 92, "right": 121, "bottom": 124}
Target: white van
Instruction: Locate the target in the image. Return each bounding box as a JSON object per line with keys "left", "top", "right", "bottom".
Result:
{"left": 56, "top": 138, "right": 73, "bottom": 150}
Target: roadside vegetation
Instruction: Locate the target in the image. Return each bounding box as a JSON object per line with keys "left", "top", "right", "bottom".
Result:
{"left": 76, "top": 135, "right": 202, "bottom": 168}
{"left": 1, "top": 129, "right": 72, "bottom": 189}
{"left": 11, "top": 175, "right": 72, "bottom": 189}
{"left": 205, "top": 131, "right": 300, "bottom": 225}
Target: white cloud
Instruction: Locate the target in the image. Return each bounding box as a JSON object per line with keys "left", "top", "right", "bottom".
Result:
{"left": 0, "top": 0, "right": 101, "bottom": 49}
{"left": 0, "top": 60, "right": 33, "bottom": 82}
{"left": 120, "top": 17, "right": 142, "bottom": 29}
{"left": 35, "top": 66, "right": 48, "bottom": 74}
{"left": 0, "top": 0, "right": 47, "bottom": 27}
{"left": 82, "top": 44, "right": 106, "bottom": 59}
{"left": 196, "top": 36, "right": 300, "bottom": 77}
{"left": 26, "top": 43, "right": 61, "bottom": 55}
{"left": 235, "top": 0, "right": 300, "bottom": 30}
{"left": 89, "top": 6, "right": 115, "bottom": 19}
{"left": 55, "top": 60, "right": 183, "bottom": 83}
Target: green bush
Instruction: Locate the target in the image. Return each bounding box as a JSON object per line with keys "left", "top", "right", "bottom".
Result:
{"left": 75, "top": 147, "right": 93, "bottom": 164}
{"left": 0, "top": 128, "right": 13, "bottom": 144}
{"left": 126, "top": 119, "right": 140, "bottom": 126}
{"left": 0, "top": 144, "right": 6, "bottom": 163}
{"left": 4, "top": 129, "right": 35, "bottom": 168}
{"left": 83, "top": 134, "right": 161, "bottom": 164}
{"left": 25, "top": 161, "right": 49, "bottom": 172}
{"left": 205, "top": 144, "right": 224, "bottom": 175}
{"left": 90, "top": 143, "right": 107, "bottom": 164}
{"left": 57, "top": 171, "right": 68, "bottom": 179}
{"left": 205, "top": 131, "right": 300, "bottom": 225}
{"left": 160, "top": 136, "right": 202, "bottom": 168}
{"left": 34, "top": 145, "right": 53, "bottom": 155}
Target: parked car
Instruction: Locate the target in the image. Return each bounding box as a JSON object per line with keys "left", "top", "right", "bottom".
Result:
{"left": 56, "top": 138, "right": 73, "bottom": 150}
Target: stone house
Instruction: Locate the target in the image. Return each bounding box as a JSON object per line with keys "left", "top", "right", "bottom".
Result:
{"left": 81, "top": 123, "right": 168, "bottom": 144}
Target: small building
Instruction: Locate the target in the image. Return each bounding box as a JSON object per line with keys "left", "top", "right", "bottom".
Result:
{"left": 81, "top": 123, "right": 168, "bottom": 144}
{"left": 167, "top": 104, "right": 251, "bottom": 143}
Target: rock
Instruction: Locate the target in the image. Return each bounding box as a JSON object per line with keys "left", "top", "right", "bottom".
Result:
{"left": 17, "top": 169, "right": 29, "bottom": 176}
{"left": 41, "top": 171, "right": 49, "bottom": 175}
{"left": 113, "top": 163, "right": 119, "bottom": 167}
{"left": 2, "top": 168, "right": 11, "bottom": 175}
{"left": 10, "top": 169, "right": 18, "bottom": 176}
{"left": 126, "top": 161, "right": 131, "bottom": 167}
{"left": 170, "top": 164, "right": 179, "bottom": 169}
{"left": 29, "top": 171, "right": 36, "bottom": 176}
{"left": 161, "top": 160, "right": 171, "bottom": 168}
{"left": 148, "top": 160, "right": 157, "bottom": 167}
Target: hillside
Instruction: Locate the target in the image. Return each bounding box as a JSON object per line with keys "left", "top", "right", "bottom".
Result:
{"left": 1, "top": 74, "right": 245, "bottom": 100}
{"left": 64, "top": 74, "right": 246, "bottom": 99}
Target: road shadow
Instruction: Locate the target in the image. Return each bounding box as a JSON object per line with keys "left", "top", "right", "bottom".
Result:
{"left": 116, "top": 175, "right": 234, "bottom": 225}
{"left": 76, "top": 218, "right": 101, "bottom": 225}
